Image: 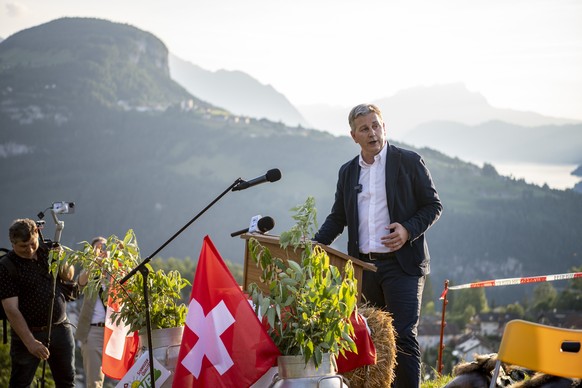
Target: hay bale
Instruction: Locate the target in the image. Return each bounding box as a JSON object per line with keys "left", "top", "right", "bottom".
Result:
{"left": 343, "top": 306, "right": 396, "bottom": 388}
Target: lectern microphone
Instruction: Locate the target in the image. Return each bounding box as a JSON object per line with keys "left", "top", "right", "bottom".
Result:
{"left": 231, "top": 215, "right": 275, "bottom": 237}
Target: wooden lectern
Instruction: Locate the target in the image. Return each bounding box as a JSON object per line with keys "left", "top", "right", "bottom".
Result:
{"left": 240, "top": 233, "right": 377, "bottom": 303}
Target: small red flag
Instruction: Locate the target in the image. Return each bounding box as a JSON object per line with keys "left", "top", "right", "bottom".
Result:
{"left": 173, "top": 236, "right": 280, "bottom": 388}
{"left": 336, "top": 312, "right": 377, "bottom": 373}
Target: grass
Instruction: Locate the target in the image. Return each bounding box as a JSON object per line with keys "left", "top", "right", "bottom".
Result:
{"left": 422, "top": 374, "right": 454, "bottom": 387}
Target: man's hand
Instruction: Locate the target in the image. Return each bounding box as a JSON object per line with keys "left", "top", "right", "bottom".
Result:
{"left": 2, "top": 297, "right": 50, "bottom": 360}
{"left": 25, "top": 339, "right": 50, "bottom": 360}
{"left": 77, "top": 269, "right": 89, "bottom": 287}
{"left": 381, "top": 222, "right": 409, "bottom": 251}
{"left": 59, "top": 260, "right": 75, "bottom": 281}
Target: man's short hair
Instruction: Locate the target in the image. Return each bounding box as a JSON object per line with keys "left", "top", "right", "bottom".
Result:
{"left": 9, "top": 218, "right": 38, "bottom": 244}
{"left": 348, "top": 103, "right": 384, "bottom": 132}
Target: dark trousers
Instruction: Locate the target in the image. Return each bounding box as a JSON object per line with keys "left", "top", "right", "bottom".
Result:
{"left": 361, "top": 257, "right": 425, "bottom": 388}
{"left": 10, "top": 322, "right": 75, "bottom": 388}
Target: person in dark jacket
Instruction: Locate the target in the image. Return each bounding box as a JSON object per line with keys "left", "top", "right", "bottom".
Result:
{"left": 314, "top": 103, "right": 443, "bottom": 388}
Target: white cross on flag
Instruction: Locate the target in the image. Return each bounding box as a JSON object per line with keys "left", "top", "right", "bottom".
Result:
{"left": 172, "top": 236, "right": 280, "bottom": 388}
{"left": 102, "top": 292, "right": 140, "bottom": 379}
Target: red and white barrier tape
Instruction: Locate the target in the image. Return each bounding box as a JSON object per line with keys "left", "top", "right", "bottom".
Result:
{"left": 439, "top": 272, "right": 582, "bottom": 299}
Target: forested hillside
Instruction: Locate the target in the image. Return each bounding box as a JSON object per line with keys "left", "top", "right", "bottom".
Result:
{"left": 1, "top": 18, "right": 581, "bottom": 305}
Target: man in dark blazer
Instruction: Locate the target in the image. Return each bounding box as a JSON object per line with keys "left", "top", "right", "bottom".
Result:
{"left": 314, "top": 103, "right": 442, "bottom": 388}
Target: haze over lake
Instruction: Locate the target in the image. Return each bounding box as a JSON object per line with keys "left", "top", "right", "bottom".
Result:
{"left": 485, "top": 162, "right": 580, "bottom": 190}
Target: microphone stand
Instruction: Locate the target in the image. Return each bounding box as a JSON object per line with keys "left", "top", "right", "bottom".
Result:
{"left": 40, "top": 210, "right": 64, "bottom": 388}
{"left": 120, "top": 177, "right": 244, "bottom": 388}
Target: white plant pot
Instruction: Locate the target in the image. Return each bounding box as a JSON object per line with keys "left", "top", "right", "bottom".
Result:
{"left": 268, "top": 354, "right": 347, "bottom": 388}
{"left": 138, "top": 326, "right": 184, "bottom": 388}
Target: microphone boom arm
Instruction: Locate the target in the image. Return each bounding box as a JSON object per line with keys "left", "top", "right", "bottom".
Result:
{"left": 119, "top": 169, "right": 279, "bottom": 388}
{"left": 121, "top": 177, "right": 244, "bottom": 284}
{"left": 119, "top": 176, "right": 243, "bottom": 388}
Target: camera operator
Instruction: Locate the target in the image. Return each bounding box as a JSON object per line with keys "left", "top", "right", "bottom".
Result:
{"left": 0, "top": 218, "right": 75, "bottom": 387}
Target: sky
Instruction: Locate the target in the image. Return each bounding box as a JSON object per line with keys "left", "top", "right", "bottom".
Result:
{"left": 1, "top": 0, "right": 581, "bottom": 121}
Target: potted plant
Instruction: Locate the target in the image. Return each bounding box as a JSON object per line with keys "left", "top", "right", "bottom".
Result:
{"left": 64, "top": 229, "right": 190, "bottom": 385}
{"left": 247, "top": 197, "right": 358, "bottom": 382}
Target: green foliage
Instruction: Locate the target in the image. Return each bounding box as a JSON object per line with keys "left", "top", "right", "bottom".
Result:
{"left": 0, "top": 329, "right": 10, "bottom": 387}
{"left": 555, "top": 265, "right": 582, "bottom": 311}
{"left": 448, "top": 286, "right": 489, "bottom": 326}
{"left": 424, "top": 301, "right": 436, "bottom": 316}
{"left": 421, "top": 344, "right": 457, "bottom": 379}
{"left": 422, "top": 275, "right": 436, "bottom": 310}
{"left": 0, "top": 18, "right": 197, "bottom": 110}
{"left": 150, "top": 256, "right": 244, "bottom": 303}
{"left": 65, "top": 229, "right": 190, "bottom": 332}
{"left": 131, "top": 267, "right": 190, "bottom": 331}
{"left": 529, "top": 282, "right": 558, "bottom": 314}
{"left": 481, "top": 162, "right": 499, "bottom": 177}
{"left": 279, "top": 196, "right": 319, "bottom": 250}
{"left": 248, "top": 197, "right": 358, "bottom": 368}
{"left": 151, "top": 256, "right": 197, "bottom": 302}
{"left": 462, "top": 305, "right": 477, "bottom": 324}
{"left": 505, "top": 302, "right": 525, "bottom": 318}
{"left": 421, "top": 374, "right": 454, "bottom": 388}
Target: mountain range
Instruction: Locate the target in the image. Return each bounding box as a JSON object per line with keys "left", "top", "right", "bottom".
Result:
{"left": 402, "top": 120, "right": 582, "bottom": 165}
{"left": 164, "top": 46, "right": 582, "bottom": 187}
{"left": 1, "top": 17, "right": 581, "bottom": 305}
{"left": 297, "top": 83, "right": 580, "bottom": 138}
{"left": 169, "top": 54, "right": 309, "bottom": 128}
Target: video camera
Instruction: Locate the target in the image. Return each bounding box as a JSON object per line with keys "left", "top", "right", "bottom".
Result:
{"left": 52, "top": 201, "right": 75, "bottom": 214}
{"left": 36, "top": 201, "right": 75, "bottom": 247}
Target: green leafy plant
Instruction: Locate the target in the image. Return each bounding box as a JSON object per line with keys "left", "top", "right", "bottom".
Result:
{"left": 65, "top": 229, "right": 190, "bottom": 333}
{"left": 278, "top": 196, "right": 319, "bottom": 250}
{"left": 247, "top": 196, "right": 358, "bottom": 368}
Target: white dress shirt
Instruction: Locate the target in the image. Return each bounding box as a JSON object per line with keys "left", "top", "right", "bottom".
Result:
{"left": 357, "top": 143, "right": 391, "bottom": 254}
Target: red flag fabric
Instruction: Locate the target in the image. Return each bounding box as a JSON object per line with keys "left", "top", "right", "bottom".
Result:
{"left": 101, "top": 295, "right": 140, "bottom": 380}
{"left": 336, "top": 312, "right": 377, "bottom": 373}
{"left": 173, "top": 236, "right": 280, "bottom": 388}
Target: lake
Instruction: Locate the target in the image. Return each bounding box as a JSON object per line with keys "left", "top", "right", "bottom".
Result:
{"left": 489, "top": 162, "right": 581, "bottom": 190}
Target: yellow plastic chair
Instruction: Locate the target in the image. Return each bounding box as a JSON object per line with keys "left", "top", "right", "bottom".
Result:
{"left": 489, "top": 319, "right": 582, "bottom": 387}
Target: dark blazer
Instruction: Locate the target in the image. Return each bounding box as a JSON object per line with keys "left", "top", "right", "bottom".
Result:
{"left": 314, "top": 143, "right": 443, "bottom": 276}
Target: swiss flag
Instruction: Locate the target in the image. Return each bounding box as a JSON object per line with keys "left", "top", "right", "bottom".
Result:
{"left": 173, "top": 236, "right": 280, "bottom": 388}
{"left": 101, "top": 294, "right": 140, "bottom": 380}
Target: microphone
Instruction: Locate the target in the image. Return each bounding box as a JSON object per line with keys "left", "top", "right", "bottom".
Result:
{"left": 231, "top": 215, "right": 275, "bottom": 237}
{"left": 232, "top": 169, "right": 282, "bottom": 191}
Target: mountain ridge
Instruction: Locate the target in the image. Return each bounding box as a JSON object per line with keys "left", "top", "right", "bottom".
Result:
{"left": 0, "top": 17, "right": 201, "bottom": 114}
{"left": 298, "top": 83, "right": 580, "bottom": 139}
{"left": 402, "top": 120, "right": 582, "bottom": 165}
{"left": 169, "top": 54, "right": 310, "bottom": 128}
